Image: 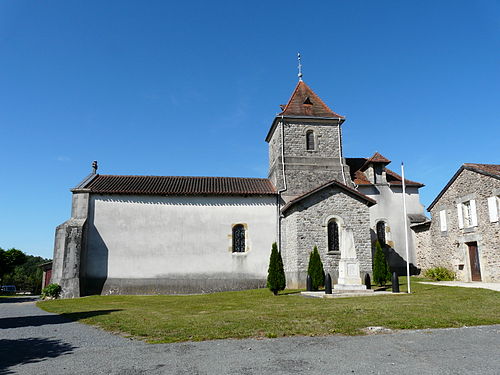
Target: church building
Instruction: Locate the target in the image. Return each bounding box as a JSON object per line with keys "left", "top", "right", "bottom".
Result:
{"left": 51, "top": 78, "right": 426, "bottom": 298}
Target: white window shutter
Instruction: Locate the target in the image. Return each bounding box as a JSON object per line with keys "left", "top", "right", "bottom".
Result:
{"left": 439, "top": 210, "right": 447, "bottom": 231}
{"left": 457, "top": 203, "right": 464, "bottom": 229}
{"left": 487, "top": 197, "right": 498, "bottom": 222}
{"left": 470, "top": 199, "right": 478, "bottom": 227}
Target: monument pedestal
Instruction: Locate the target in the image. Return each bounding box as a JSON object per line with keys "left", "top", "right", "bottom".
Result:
{"left": 334, "top": 258, "right": 366, "bottom": 291}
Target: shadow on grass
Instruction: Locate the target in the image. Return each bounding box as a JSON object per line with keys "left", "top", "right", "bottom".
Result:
{"left": 0, "top": 310, "right": 122, "bottom": 329}
{"left": 0, "top": 337, "right": 75, "bottom": 375}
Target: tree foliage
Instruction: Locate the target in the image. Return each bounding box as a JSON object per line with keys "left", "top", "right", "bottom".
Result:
{"left": 267, "top": 242, "right": 286, "bottom": 295}
{"left": 373, "top": 240, "right": 391, "bottom": 286}
{"left": 0, "top": 248, "right": 27, "bottom": 284}
{"left": 307, "top": 246, "right": 325, "bottom": 291}
{"left": 2, "top": 254, "right": 49, "bottom": 294}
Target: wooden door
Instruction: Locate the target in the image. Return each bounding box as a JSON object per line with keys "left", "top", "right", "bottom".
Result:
{"left": 467, "top": 242, "right": 482, "bottom": 281}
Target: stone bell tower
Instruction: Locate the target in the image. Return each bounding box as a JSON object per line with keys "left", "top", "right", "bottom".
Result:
{"left": 265, "top": 80, "right": 351, "bottom": 202}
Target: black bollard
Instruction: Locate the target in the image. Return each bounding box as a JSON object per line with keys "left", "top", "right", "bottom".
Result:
{"left": 364, "top": 273, "right": 371, "bottom": 290}
{"left": 325, "top": 273, "right": 332, "bottom": 294}
{"left": 306, "top": 275, "right": 312, "bottom": 291}
{"left": 392, "top": 272, "right": 400, "bottom": 293}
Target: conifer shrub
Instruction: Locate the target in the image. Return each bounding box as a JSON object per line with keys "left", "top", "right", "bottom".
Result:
{"left": 307, "top": 246, "right": 325, "bottom": 291}
{"left": 373, "top": 240, "right": 391, "bottom": 286}
{"left": 424, "top": 267, "right": 455, "bottom": 281}
{"left": 267, "top": 243, "right": 286, "bottom": 295}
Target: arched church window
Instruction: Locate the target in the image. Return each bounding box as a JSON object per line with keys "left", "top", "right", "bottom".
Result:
{"left": 306, "top": 130, "right": 315, "bottom": 150}
{"left": 376, "top": 221, "right": 386, "bottom": 246}
{"left": 232, "top": 224, "right": 245, "bottom": 253}
{"left": 327, "top": 220, "right": 339, "bottom": 252}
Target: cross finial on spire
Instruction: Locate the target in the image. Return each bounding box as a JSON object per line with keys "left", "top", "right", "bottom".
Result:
{"left": 297, "top": 52, "right": 303, "bottom": 81}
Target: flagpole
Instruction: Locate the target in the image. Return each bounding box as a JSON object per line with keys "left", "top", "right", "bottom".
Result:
{"left": 401, "top": 162, "right": 411, "bottom": 294}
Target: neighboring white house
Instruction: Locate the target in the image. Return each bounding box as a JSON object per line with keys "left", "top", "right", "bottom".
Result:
{"left": 51, "top": 79, "right": 426, "bottom": 297}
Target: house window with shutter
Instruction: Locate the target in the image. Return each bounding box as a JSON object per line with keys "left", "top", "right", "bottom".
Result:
{"left": 232, "top": 224, "right": 246, "bottom": 253}
{"left": 306, "top": 130, "right": 315, "bottom": 151}
{"left": 327, "top": 220, "right": 340, "bottom": 252}
{"left": 457, "top": 200, "right": 477, "bottom": 228}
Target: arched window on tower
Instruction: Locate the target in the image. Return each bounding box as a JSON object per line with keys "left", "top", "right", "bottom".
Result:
{"left": 327, "top": 220, "right": 340, "bottom": 252}
{"left": 306, "top": 130, "right": 315, "bottom": 151}
{"left": 232, "top": 224, "right": 246, "bottom": 253}
{"left": 376, "top": 221, "right": 386, "bottom": 246}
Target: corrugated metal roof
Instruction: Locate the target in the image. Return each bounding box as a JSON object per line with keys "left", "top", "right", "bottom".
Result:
{"left": 82, "top": 175, "right": 277, "bottom": 196}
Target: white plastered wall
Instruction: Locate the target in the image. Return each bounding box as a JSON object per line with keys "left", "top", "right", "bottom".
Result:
{"left": 84, "top": 194, "right": 277, "bottom": 279}
{"left": 360, "top": 185, "right": 425, "bottom": 264}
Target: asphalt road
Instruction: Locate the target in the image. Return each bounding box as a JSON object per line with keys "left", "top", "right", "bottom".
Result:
{"left": 1, "top": 296, "right": 499, "bottom": 374}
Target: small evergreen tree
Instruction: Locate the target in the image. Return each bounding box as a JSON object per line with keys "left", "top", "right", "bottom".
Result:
{"left": 373, "top": 240, "right": 391, "bottom": 286}
{"left": 267, "top": 243, "right": 286, "bottom": 295}
{"left": 307, "top": 246, "right": 325, "bottom": 291}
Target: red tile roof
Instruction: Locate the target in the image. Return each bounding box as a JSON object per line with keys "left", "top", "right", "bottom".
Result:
{"left": 279, "top": 81, "right": 344, "bottom": 118}
{"left": 80, "top": 175, "right": 276, "bottom": 196}
{"left": 366, "top": 152, "right": 391, "bottom": 164}
{"left": 353, "top": 170, "right": 372, "bottom": 185}
{"left": 464, "top": 163, "right": 500, "bottom": 178}
{"left": 385, "top": 169, "right": 424, "bottom": 187}
{"left": 345, "top": 157, "right": 424, "bottom": 188}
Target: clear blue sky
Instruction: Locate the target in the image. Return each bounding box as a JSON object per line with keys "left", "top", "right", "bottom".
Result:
{"left": 1, "top": 1, "right": 499, "bottom": 259}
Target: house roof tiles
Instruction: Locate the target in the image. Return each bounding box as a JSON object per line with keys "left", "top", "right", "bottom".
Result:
{"left": 279, "top": 81, "right": 344, "bottom": 119}
{"left": 463, "top": 163, "right": 500, "bottom": 178}
{"left": 78, "top": 175, "right": 277, "bottom": 196}
{"left": 345, "top": 157, "right": 424, "bottom": 188}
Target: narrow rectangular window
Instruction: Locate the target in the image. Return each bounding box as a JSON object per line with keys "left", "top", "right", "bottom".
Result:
{"left": 232, "top": 224, "right": 246, "bottom": 253}
{"left": 439, "top": 210, "right": 447, "bottom": 232}
{"left": 306, "top": 130, "right": 315, "bottom": 150}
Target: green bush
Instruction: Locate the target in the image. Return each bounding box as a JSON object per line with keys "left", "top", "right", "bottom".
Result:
{"left": 266, "top": 243, "right": 286, "bottom": 295}
{"left": 41, "top": 283, "right": 62, "bottom": 299}
{"left": 424, "top": 267, "right": 455, "bottom": 281}
{"left": 373, "top": 240, "right": 391, "bottom": 286}
{"left": 307, "top": 246, "right": 325, "bottom": 291}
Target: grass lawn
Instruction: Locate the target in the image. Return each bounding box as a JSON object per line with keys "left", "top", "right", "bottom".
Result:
{"left": 37, "top": 278, "right": 500, "bottom": 343}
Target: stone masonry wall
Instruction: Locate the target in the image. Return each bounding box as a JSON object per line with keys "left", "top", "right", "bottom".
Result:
{"left": 422, "top": 169, "right": 499, "bottom": 282}
{"left": 413, "top": 223, "right": 432, "bottom": 271}
{"left": 282, "top": 185, "right": 372, "bottom": 288}
{"left": 268, "top": 118, "right": 349, "bottom": 200}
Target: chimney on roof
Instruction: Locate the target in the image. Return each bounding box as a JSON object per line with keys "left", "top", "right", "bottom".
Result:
{"left": 92, "top": 160, "right": 98, "bottom": 174}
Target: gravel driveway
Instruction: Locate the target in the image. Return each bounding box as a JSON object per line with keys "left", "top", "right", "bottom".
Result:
{"left": 1, "top": 296, "right": 499, "bottom": 374}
